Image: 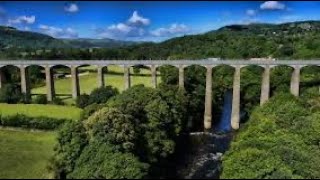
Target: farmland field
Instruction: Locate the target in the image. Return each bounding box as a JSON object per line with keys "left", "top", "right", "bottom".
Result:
{"left": 0, "top": 128, "right": 56, "bottom": 179}
{"left": 0, "top": 103, "right": 82, "bottom": 120}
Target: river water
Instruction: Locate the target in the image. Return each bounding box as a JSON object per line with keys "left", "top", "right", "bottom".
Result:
{"left": 174, "top": 90, "right": 235, "bottom": 179}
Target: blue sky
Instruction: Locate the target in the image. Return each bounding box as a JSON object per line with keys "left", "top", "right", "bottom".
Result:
{"left": 0, "top": 1, "right": 320, "bottom": 42}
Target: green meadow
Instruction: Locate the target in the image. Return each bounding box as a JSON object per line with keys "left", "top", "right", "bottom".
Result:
{"left": 0, "top": 103, "right": 82, "bottom": 120}
{"left": 31, "top": 65, "right": 161, "bottom": 104}
{"left": 0, "top": 128, "right": 56, "bottom": 179}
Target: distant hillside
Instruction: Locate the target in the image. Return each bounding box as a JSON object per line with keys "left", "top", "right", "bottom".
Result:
{"left": 0, "top": 26, "right": 141, "bottom": 49}
{"left": 62, "top": 38, "right": 141, "bottom": 48}
{"left": 0, "top": 26, "right": 69, "bottom": 49}
{"left": 123, "top": 20, "right": 320, "bottom": 59}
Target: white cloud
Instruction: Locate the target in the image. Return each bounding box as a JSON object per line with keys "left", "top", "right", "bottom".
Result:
{"left": 64, "top": 3, "right": 79, "bottom": 13}
{"left": 150, "top": 24, "right": 190, "bottom": 37}
{"left": 260, "top": 1, "right": 286, "bottom": 10}
{"left": 8, "top": 15, "right": 35, "bottom": 25}
{"left": 96, "top": 11, "right": 149, "bottom": 39}
{"left": 246, "top": 9, "right": 257, "bottom": 16}
{"left": 38, "top": 25, "right": 78, "bottom": 38}
{"left": 128, "top": 11, "right": 150, "bottom": 26}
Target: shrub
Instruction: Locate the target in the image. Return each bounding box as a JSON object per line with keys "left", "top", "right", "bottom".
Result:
{"left": 80, "top": 103, "right": 105, "bottom": 120}
{"left": 0, "top": 84, "right": 22, "bottom": 104}
{"left": 88, "top": 86, "right": 119, "bottom": 105}
{"left": 0, "top": 114, "right": 67, "bottom": 130}
{"left": 33, "top": 94, "right": 48, "bottom": 104}
{"left": 69, "top": 141, "right": 149, "bottom": 179}
{"left": 52, "top": 97, "right": 65, "bottom": 105}
{"left": 76, "top": 94, "right": 90, "bottom": 108}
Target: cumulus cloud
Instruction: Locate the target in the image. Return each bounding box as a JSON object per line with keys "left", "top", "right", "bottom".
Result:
{"left": 150, "top": 23, "right": 190, "bottom": 37}
{"left": 246, "top": 9, "right": 257, "bottom": 16}
{"left": 8, "top": 15, "right": 35, "bottom": 25}
{"left": 38, "top": 24, "right": 78, "bottom": 38}
{"left": 260, "top": 1, "right": 286, "bottom": 10}
{"left": 96, "top": 11, "right": 149, "bottom": 39}
{"left": 128, "top": 11, "right": 150, "bottom": 26}
{"left": 64, "top": 3, "right": 79, "bottom": 13}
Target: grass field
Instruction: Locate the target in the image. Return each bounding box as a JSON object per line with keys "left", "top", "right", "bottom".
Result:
{"left": 0, "top": 128, "right": 56, "bottom": 179}
{"left": 0, "top": 103, "right": 82, "bottom": 120}
{"left": 32, "top": 65, "right": 161, "bottom": 104}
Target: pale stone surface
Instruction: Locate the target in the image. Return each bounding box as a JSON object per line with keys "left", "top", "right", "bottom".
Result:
{"left": 204, "top": 66, "right": 213, "bottom": 130}
{"left": 97, "top": 66, "right": 105, "bottom": 87}
{"left": 71, "top": 66, "right": 80, "bottom": 99}
{"left": 179, "top": 65, "right": 185, "bottom": 89}
{"left": 260, "top": 65, "right": 270, "bottom": 105}
{"left": 231, "top": 66, "right": 241, "bottom": 130}
{"left": 151, "top": 65, "right": 157, "bottom": 88}
{"left": 124, "top": 66, "right": 131, "bottom": 90}
{"left": 45, "top": 66, "right": 55, "bottom": 101}
{"left": 20, "top": 66, "right": 30, "bottom": 97}
{"left": 290, "top": 66, "right": 300, "bottom": 96}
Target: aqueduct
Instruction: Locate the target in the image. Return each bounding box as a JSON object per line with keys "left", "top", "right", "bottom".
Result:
{"left": 0, "top": 59, "right": 319, "bottom": 130}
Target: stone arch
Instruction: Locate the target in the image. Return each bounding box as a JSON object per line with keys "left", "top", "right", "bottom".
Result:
{"left": 270, "top": 65, "right": 294, "bottom": 96}
{"left": 0, "top": 65, "right": 21, "bottom": 87}
{"left": 300, "top": 65, "right": 320, "bottom": 97}
{"left": 25, "top": 65, "right": 46, "bottom": 98}
{"left": 50, "top": 65, "right": 72, "bottom": 101}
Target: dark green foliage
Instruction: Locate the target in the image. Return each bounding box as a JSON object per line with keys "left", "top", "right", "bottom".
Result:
{"left": 221, "top": 93, "right": 320, "bottom": 179}
{"left": 107, "top": 84, "right": 188, "bottom": 162}
{"left": 51, "top": 97, "right": 65, "bottom": 105}
{"left": 84, "top": 107, "right": 137, "bottom": 152}
{"left": 0, "top": 114, "right": 67, "bottom": 130}
{"left": 0, "top": 84, "right": 22, "bottom": 104}
{"left": 76, "top": 94, "right": 90, "bottom": 108}
{"left": 50, "top": 121, "right": 88, "bottom": 178}
{"left": 69, "top": 141, "right": 149, "bottom": 179}
{"left": 33, "top": 94, "right": 48, "bottom": 104}
{"left": 80, "top": 103, "right": 105, "bottom": 120}
{"left": 88, "top": 86, "right": 119, "bottom": 105}
{"left": 52, "top": 84, "right": 188, "bottom": 178}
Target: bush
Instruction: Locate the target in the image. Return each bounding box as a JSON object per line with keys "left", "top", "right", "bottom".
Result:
{"left": 0, "top": 114, "right": 67, "bottom": 130}
{"left": 33, "top": 94, "right": 48, "bottom": 104}
{"left": 51, "top": 97, "right": 65, "bottom": 105}
{"left": 0, "top": 84, "right": 22, "bottom": 104}
{"left": 76, "top": 94, "right": 90, "bottom": 108}
{"left": 80, "top": 103, "right": 105, "bottom": 120}
{"left": 88, "top": 86, "right": 119, "bottom": 105}
{"left": 69, "top": 141, "right": 149, "bottom": 179}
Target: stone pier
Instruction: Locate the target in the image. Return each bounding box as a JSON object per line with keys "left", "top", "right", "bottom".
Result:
{"left": 179, "top": 65, "right": 185, "bottom": 89}
{"left": 260, "top": 65, "right": 270, "bottom": 105}
{"left": 231, "top": 66, "right": 241, "bottom": 130}
{"left": 20, "top": 66, "right": 30, "bottom": 97}
{"left": 45, "top": 66, "right": 55, "bottom": 101}
{"left": 71, "top": 66, "right": 80, "bottom": 99}
{"left": 124, "top": 65, "right": 131, "bottom": 90}
{"left": 151, "top": 65, "right": 157, "bottom": 88}
{"left": 97, "top": 66, "right": 105, "bottom": 87}
{"left": 290, "top": 66, "right": 300, "bottom": 97}
{"left": 204, "top": 65, "right": 213, "bottom": 130}
{"left": 0, "top": 68, "right": 4, "bottom": 89}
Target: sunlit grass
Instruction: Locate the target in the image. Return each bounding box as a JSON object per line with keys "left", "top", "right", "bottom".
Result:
{"left": 0, "top": 128, "right": 56, "bottom": 179}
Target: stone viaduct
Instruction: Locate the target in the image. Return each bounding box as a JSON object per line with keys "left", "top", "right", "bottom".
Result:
{"left": 0, "top": 59, "right": 319, "bottom": 130}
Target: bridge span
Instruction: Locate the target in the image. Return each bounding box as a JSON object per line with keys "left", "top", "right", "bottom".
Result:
{"left": 0, "top": 59, "right": 319, "bottom": 130}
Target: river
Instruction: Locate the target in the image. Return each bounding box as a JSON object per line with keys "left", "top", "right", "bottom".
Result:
{"left": 174, "top": 90, "right": 235, "bottom": 179}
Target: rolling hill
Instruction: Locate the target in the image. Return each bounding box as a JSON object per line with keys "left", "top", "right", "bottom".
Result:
{"left": 0, "top": 26, "right": 140, "bottom": 49}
